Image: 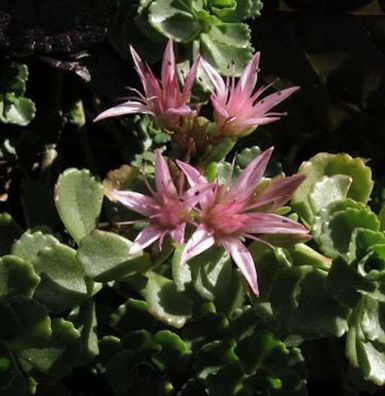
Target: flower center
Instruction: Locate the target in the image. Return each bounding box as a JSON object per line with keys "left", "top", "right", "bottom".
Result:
{"left": 153, "top": 194, "right": 190, "bottom": 229}
{"left": 203, "top": 199, "right": 248, "bottom": 237}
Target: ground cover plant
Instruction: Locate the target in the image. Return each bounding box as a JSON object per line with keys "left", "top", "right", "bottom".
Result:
{"left": 2, "top": 1, "right": 385, "bottom": 395}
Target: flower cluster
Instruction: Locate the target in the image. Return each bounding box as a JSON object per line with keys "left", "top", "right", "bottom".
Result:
{"left": 111, "top": 148, "right": 309, "bottom": 295}
{"left": 98, "top": 40, "right": 308, "bottom": 295}
{"left": 95, "top": 40, "right": 298, "bottom": 138}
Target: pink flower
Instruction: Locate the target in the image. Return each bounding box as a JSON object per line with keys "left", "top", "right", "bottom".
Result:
{"left": 110, "top": 150, "right": 208, "bottom": 255}
{"left": 201, "top": 53, "right": 299, "bottom": 137}
{"left": 94, "top": 40, "right": 200, "bottom": 130}
{"left": 177, "top": 147, "right": 309, "bottom": 295}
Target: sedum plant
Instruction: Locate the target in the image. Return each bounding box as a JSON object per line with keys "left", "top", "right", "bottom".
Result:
{"left": 2, "top": 4, "right": 385, "bottom": 394}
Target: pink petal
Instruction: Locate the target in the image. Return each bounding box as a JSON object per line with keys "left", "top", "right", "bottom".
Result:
{"left": 236, "top": 52, "right": 260, "bottom": 98}
{"left": 200, "top": 58, "right": 226, "bottom": 98}
{"left": 130, "top": 225, "right": 162, "bottom": 255}
{"left": 183, "top": 56, "right": 200, "bottom": 101}
{"left": 229, "top": 147, "right": 274, "bottom": 200}
{"left": 164, "top": 105, "right": 192, "bottom": 117}
{"left": 155, "top": 150, "right": 178, "bottom": 197}
{"left": 177, "top": 161, "right": 213, "bottom": 208}
{"left": 110, "top": 190, "right": 157, "bottom": 217}
{"left": 94, "top": 101, "right": 152, "bottom": 122}
{"left": 243, "top": 213, "right": 309, "bottom": 235}
{"left": 183, "top": 183, "right": 214, "bottom": 208}
{"left": 221, "top": 238, "right": 259, "bottom": 296}
{"left": 130, "top": 45, "right": 162, "bottom": 102}
{"left": 212, "top": 98, "right": 230, "bottom": 121}
{"left": 176, "top": 160, "right": 208, "bottom": 187}
{"left": 170, "top": 223, "right": 186, "bottom": 244}
{"left": 253, "top": 86, "right": 300, "bottom": 116}
{"left": 180, "top": 225, "right": 215, "bottom": 265}
{"left": 130, "top": 46, "right": 151, "bottom": 93}
{"left": 253, "top": 174, "right": 306, "bottom": 210}
{"left": 242, "top": 116, "right": 282, "bottom": 128}
{"left": 162, "top": 39, "right": 177, "bottom": 88}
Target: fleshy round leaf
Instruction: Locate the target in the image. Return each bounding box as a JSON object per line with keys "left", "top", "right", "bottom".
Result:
{"left": 12, "top": 231, "right": 60, "bottom": 263}
{"left": 70, "top": 301, "right": 99, "bottom": 364}
{"left": 0, "top": 213, "right": 23, "bottom": 256}
{"left": 0, "top": 345, "right": 31, "bottom": 396}
{"left": 200, "top": 23, "right": 254, "bottom": 75}
{"left": 0, "top": 295, "right": 51, "bottom": 350}
{"left": 0, "top": 255, "right": 40, "bottom": 299}
{"left": 190, "top": 246, "right": 233, "bottom": 301}
{"left": 153, "top": 330, "right": 191, "bottom": 366}
{"left": 0, "top": 63, "right": 36, "bottom": 126}
{"left": 19, "top": 318, "right": 81, "bottom": 378}
{"left": 271, "top": 265, "right": 349, "bottom": 338}
{"left": 110, "top": 298, "right": 157, "bottom": 334}
{"left": 292, "top": 153, "right": 373, "bottom": 225}
{"left": 309, "top": 174, "right": 352, "bottom": 215}
{"left": 77, "top": 230, "right": 151, "bottom": 282}
{"left": 210, "top": 0, "right": 255, "bottom": 22}
{"left": 149, "top": 0, "right": 202, "bottom": 43}
{"left": 33, "top": 244, "right": 89, "bottom": 312}
{"left": 0, "top": 96, "right": 36, "bottom": 127}
{"left": 346, "top": 295, "right": 385, "bottom": 386}
{"left": 55, "top": 168, "right": 104, "bottom": 243}
{"left": 172, "top": 245, "right": 233, "bottom": 301}
{"left": 145, "top": 272, "right": 193, "bottom": 328}
{"left": 347, "top": 228, "right": 385, "bottom": 263}
{"left": 313, "top": 199, "right": 379, "bottom": 258}
{"left": 172, "top": 245, "right": 192, "bottom": 292}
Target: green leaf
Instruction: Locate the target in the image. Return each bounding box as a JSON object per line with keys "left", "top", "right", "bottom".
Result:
{"left": 378, "top": 204, "right": 385, "bottom": 232}
{"left": 0, "top": 255, "right": 40, "bottom": 299}
{"left": 18, "top": 318, "right": 81, "bottom": 378}
{"left": 172, "top": 244, "right": 192, "bottom": 292}
{"left": 111, "top": 298, "right": 157, "bottom": 334}
{"left": 286, "top": 243, "right": 332, "bottom": 270}
{"left": 210, "top": 0, "right": 253, "bottom": 22}
{"left": 104, "top": 349, "right": 141, "bottom": 394}
{"left": 250, "top": 0, "right": 263, "bottom": 16}
{"left": 78, "top": 230, "right": 152, "bottom": 282}
{"left": 153, "top": 330, "right": 191, "bottom": 366}
{"left": 215, "top": 269, "right": 245, "bottom": 317}
{"left": 309, "top": 174, "right": 352, "bottom": 215}
{"left": 271, "top": 265, "right": 349, "bottom": 338}
{"left": 347, "top": 228, "right": 385, "bottom": 263}
{"left": 70, "top": 301, "right": 99, "bottom": 364}
{"left": 190, "top": 246, "right": 233, "bottom": 301}
{"left": 200, "top": 22, "right": 253, "bottom": 75}
{"left": 12, "top": 231, "right": 60, "bottom": 263}
{"left": 0, "top": 63, "right": 28, "bottom": 96}
{"left": 327, "top": 228, "right": 385, "bottom": 307}
{"left": 327, "top": 256, "right": 366, "bottom": 307}
{"left": 203, "top": 137, "right": 237, "bottom": 163}
{"left": 0, "top": 213, "right": 23, "bottom": 256}
{"left": 236, "top": 146, "right": 262, "bottom": 169}
{"left": 149, "top": 0, "right": 203, "bottom": 42}
{"left": 292, "top": 153, "right": 373, "bottom": 225}
{"left": 0, "top": 96, "right": 36, "bottom": 127}
{"left": 144, "top": 272, "right": 193, "bottom": 328}
{"left": 312, "top": 199, "right": 379, "bottom": 258}
{"left": 55, "top": 168, "right": 104, "bottom": 243}
{"left": 236, "top": 330, "right": 286, "bottom": 374}
{"left": 235, "top": 329, "right": 307, "bottom": 396}
{"left": 346, "top": 295, "right": 385, "bottom": 385}
{"left": 0, "top": 296, "right": 51, "bottom": 350}
{"left": 250, "top": 244, "right": 291, "bottom": 301}
{"left": 0, "top": 63, "right": 36, "bottom": 126}
{"left": 0, "top": 345, "right": 31, "bottom": 396}
{"left": 33, "top": 244, "right": 89, "bottom": 312}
